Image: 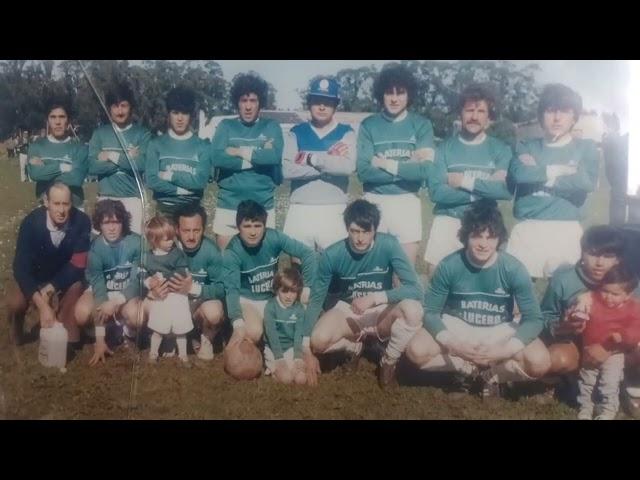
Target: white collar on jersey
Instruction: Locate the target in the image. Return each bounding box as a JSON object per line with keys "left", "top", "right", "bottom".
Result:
{"left": 309, "top": 119, "right": 339, "bottom": 139}
{"left": 152, "top": 247, "right": 170, "bottom": 256}
{"left": 102, "top": 236, "right": 123, "bottom": 247}
{"left": 465, "top": 250, "right": 499, "bottom": 269}
{"left": 382, "top": 109, "right": 408, "bottom": 123}
{"left": 458, "top": 132, "right": 487, "bottom": 145}
{"left": 348, "top": 238, "right": 375, "bottom": 254}
{"left": 113, "top": 123, "right": 133, "bottom": 133}
{"left": 275, "top": 296, "right": 294, "bottom": 310}
{"left": 47, "top": 135, "right": 72, "bottom": 144}
{"left": 168, "top": 129, "right": 193, "bottom": 140}
{"left": 544, "top": 133, "right": 573, "bottom": 147}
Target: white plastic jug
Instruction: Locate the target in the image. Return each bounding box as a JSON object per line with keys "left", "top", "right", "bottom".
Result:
{"left": 38, "top": 322, "right": 68, "bottom": 372}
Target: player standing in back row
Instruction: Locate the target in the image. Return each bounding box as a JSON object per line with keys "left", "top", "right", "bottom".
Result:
{"left": 356, "top": 64, "right": 435, "bottom": 267}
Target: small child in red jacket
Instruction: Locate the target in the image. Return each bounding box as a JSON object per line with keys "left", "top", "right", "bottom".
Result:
{"left": 577, "top": 265, "right": 640, "bottom": 420}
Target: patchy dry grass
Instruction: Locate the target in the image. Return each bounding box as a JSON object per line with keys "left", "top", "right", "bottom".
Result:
{"left": 0, "top": 151, "right": 614, "bottom": 419}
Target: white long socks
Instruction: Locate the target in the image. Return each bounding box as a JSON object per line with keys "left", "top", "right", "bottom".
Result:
{"left": 384, "top": 318, "right": 420, "bottom": 364}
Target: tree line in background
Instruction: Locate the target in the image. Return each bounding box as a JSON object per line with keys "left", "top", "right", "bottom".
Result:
{"left": 301, "top": 60, "right": 542, "bottom": 146}
{"left": 0, "top": 60, "right": 277, "bottom": 142}
{"left": 1, "top": 60, "right": 542, "bottom": 146}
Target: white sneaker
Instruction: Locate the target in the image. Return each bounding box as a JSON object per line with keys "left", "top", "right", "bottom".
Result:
{"left": 197, "top": 335, "right": 214, "bottom": 361}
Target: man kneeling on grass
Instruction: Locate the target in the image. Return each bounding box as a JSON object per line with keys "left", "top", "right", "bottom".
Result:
{"left": 406, "top": 199, "right": 551, "bottom": 398}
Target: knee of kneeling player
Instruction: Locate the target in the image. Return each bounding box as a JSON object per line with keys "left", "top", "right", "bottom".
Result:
{"left": 5, "top": 289, "right": 27, "bottom": 315}
{"left": 202, "top": 306, "right": 224, "bottom": 327}
{"left": 245, "top": 324, "right": 263, "bottom": 343}
{"left": 310, "top": 330, "right": 332, "bottom": 354}
{"left": 398, "top": 300, "right": 423, "bottom": 326}
{"left": 74, "top": 304, "right": 92, "bottom": 326}
{"left": 405, "top": 337, "right": 436, "bottom": 365}
{"left": 122, "top": 301, "right": 144, "bottom": 328}
{"left": 523, "top": 348, "right": 552, "bottom": 378}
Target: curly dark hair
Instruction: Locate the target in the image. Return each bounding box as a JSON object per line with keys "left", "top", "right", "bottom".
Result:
{"left": 106, "top": 82, "right": 136, "bottom": 109}
{"left": 230, "top": 73, "right": 269, "bottom": 108}
{"left": 45, "top": 95, "right": 73, "bottom": 118}
{"left": 581, "top": 225, "right": 625, "bottom": 258}
{"left": 174, "top": 203, "right": 207, "bottom": 229}
{"left": 537, "top": 83, "right": 582, "bottom": 124}
{"left": 236, "top": 199, "right": 268, "bottom": 227}
{"left": 373, "top": 63, "right": 417, "bottom": 107}
{"left": 343, "top": 199, "right": 381, "bottom": 232}
{"left": 92, "top": 199, "right": 132, "bottom": 237}
{"left": 458, "top": 83, "right": 498, "bottom": 120}
{"left": 458, "top": 199, "right": 508, "bottom": 248}
{"left": 166, "top": 85, "right": 196, "bottom": 114}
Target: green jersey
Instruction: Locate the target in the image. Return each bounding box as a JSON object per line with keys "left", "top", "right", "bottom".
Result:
{"left": 425, "top": 250, "right": 544, "bottom": 346}
{"left": 429, "top": 134, "right": 512, "bottom": 219}
{"left": 356, "top": 111, "right": 435, "bottom": 195}
{"left": 183, "top": 236, "right": 225, "bottom": 301}
{"left": 304, "top": 233, "right": 423, "bottom": 337}
{"left": 145, "top": 131, "right": 212, "bottom": 215}
{"left": 27, "top": 136, "right": 89, "bottom": 207}
{"left": 263, "top": 298, "right": 306, "bottom": 359}
{"left": 86, "top": 233, "right": 142, "bottom": 304}
{"left": 88, "top": 122, "right": 152, "bottom": 198}
{"left": 223, "top": 228, "right": 316, "bottom": 321}
{"left": 509, "top": 137, "right": 599, "bottom": 221}
{"left": 211, "top": 117, "right": 284, "bottom": 210}
{"left": 142, "top": 245, "right": 189, "bottom": 281}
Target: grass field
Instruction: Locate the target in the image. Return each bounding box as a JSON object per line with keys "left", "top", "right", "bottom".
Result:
{"left": 0, "top": 147, "right": 616, "bottom": 420}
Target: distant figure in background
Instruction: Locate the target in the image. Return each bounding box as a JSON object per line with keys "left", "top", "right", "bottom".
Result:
{"left": 602, "top": 113, "right": 629, "bottom": 225}
{"left": 6, "top": 136, "right": 16, "bottom": 158}
{"left": 18, "top": 130, "right": 29, "bottom": 155}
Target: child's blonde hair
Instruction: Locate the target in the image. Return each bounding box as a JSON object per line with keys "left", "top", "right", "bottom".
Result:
{"left": 273, "top": 267, "right": 303, "bottom": 297}
{"left": 145, "top": 215, "right": 176, "bottom": 248}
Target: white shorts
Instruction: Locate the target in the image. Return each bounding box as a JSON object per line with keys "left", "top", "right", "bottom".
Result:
{"left": 363, "top": 192, "right": 422, "bottom": 244}
{"left": 239, "top": 296, "right": 269, "bottom": 320}
{"left": 97, "top": 196, "right": 144, "bottom": 235}
{"left": 506, "top": 220, "right": 582, "bottom": 279}
{"left": 213, "top": 207, "right": 276, "bottom": 237}
{"left": 264, "top": 346, "right": 295, "bottom": 374}
{"left": 283, "top": 203, "right": 346, "bottom": 250}
{"left": 333, "top": 300, "right": 389, "bottom": 329}
{"left": 148, "top": 292, "right": 194, "bottom": 335}
{"left": 441, "top": 313, "right": 517, "bottom": 348}
{"left": 424, "top": 215, "right": 463, "bottom": 266}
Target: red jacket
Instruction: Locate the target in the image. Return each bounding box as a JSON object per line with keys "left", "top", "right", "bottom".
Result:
{"left": 583, "top": 293, "right": 640, "bottom": 350}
